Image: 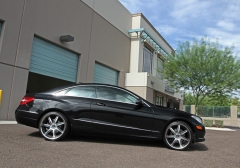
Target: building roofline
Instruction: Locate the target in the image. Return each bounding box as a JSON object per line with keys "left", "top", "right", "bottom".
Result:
{"left": 132, "top": 13, "right": 174, "bottom": 52}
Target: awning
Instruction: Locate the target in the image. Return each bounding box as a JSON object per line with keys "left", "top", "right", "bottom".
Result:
{"left": 128, "top": 28, "right": 169, "bottom": 58}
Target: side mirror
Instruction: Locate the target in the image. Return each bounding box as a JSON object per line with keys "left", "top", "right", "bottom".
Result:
{"left": 136, "top": 99, "right": 143, "bottom": 106}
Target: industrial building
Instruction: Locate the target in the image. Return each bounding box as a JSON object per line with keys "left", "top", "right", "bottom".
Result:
{"left": 0, "top": 0, "right": 183, "bottom": 120}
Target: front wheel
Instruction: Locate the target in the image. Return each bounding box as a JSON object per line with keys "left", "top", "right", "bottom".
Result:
{"left": 163, "top": 121, "right": 192, "bottom": 150}
{"left": 39, "top": 112, "right": 69, "bottom": 141}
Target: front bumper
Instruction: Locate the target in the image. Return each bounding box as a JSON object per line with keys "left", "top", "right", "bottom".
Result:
{"left": 193, "top": 125, "right": 206, "bottom": 142}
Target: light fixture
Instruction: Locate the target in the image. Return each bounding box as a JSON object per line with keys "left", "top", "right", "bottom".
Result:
{"left": 60, "top": 35, "right": 74, "bottom": 42}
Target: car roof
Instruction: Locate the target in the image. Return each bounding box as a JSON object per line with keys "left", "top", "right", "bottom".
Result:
{"left": 42, "top": 83, "right": 127, "bottom": 94}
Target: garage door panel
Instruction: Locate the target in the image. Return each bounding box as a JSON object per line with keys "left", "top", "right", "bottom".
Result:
{"left": 32, "top": 45, "right": 78, "bottom": 65}
{"left": 30, "top": 53, "right": 78, "bottom": 70}
{"left": 33, "top": 38, "right": 78, "bottom": 58}
{"left": 94, "top": 63, "right": 118, "bottom": 85}
{"left": 30, "top": 59, "right": 77, "bottom": 77}
{"left": 30, "top": 37, "right": 79, "bottom": 82}
{"left": 29, "top": 66, "right": 75, "bottom": 82}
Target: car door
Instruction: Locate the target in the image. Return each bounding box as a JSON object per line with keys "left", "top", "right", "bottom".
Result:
{"left": 58, "top": 86, "right": 96, "bottom": 129}
{"left": 90, "top": 86, "right": 154, "bottom": 136}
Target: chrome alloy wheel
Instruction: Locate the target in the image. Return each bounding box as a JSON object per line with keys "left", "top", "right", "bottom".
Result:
{"left": 164, "top": 121, "right": 192, "bottom": 150}
{"left": 39, "top": 112, "right": 68, "bottom": 141}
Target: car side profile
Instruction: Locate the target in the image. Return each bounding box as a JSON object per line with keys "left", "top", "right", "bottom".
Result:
{"left": 15, "top": 83, "right": 205, "bottom": 150}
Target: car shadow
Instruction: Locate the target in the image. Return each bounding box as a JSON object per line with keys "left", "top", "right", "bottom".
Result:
{"left": 66, "top": 134, "right": 166, "bottom": 148}
{"left": 187, "top": 143, "right": 208, "bottom": 151}
{"left": 28, "top": 131, "right": 208, "bottom": 151}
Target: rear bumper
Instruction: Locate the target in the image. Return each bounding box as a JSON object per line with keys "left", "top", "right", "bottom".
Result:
{"left": 15, "top": 110, "right": 38, "bottom": 128}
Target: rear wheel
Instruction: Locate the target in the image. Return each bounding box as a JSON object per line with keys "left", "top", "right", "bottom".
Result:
{"left": 39, "top": 112, "right": 69, "bottom": 141}
{"left": 163, "top": 121, "right": 192, "bottom": 150}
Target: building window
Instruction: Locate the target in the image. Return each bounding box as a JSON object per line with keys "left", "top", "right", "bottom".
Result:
{"left": 143, "top": 46, "right": 153, "bottom": 74}
{"left": 155, "top": 95, "right": 163, "bottom": 106}
{"left": 157, "top": 57, "right": 164, "bottom": 80}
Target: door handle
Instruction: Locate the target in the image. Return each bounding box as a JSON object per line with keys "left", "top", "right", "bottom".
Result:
{"left": 96, "top": 102, "right": 106, "bottom": 106}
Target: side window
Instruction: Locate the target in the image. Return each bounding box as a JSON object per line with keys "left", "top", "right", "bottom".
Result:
{"left": 54, "top": 89, "right": 69, "bottom": 96}
{"left": 65, "top": 86, "right": 96, "bottom": 98}
{"left": 96, "top": 86, "right": 138, "bottom": 104}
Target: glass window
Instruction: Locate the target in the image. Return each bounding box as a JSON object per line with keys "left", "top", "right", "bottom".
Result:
{"left": 54, "top": 89, "right": 69, "bottom": 96}
{"left": 143, "top": 46, "right": 153, "bottom": 74}
{"left": 65, "top": 86, "right": 96, "bottom": 98}
{"left": 155, "top": 95, "right": 163, "bottom": 106}
{"left": 96, "top": 86, "right": 138, "bottom": 104}
{"left": 157, "top": 57, "right": 164, "bottom": 80}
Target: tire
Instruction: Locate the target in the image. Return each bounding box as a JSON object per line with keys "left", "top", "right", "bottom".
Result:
{"left": 39, "top": 112, "right": 69, "bottom": 141}
{"left": 163, "top": 121, "right": 192, "bottom": 150}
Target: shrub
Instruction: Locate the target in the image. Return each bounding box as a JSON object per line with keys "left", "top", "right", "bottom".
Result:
{"left": 204, "top": 119, "right": 213, "bottom": 127}
{"left": 215, "top": 120, "right": 224, "bottom": 128}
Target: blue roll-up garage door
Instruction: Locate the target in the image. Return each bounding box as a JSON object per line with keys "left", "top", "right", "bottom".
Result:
{"left": 94, "top": 63, "right": 118, "bottom": 85}
{"left": 30, "top": 37, "right": 79, "bottom": 82}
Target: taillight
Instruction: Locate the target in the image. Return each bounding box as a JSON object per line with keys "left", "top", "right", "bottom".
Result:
{"left": 20, "top": 96, "right": 35, "bottom": 105}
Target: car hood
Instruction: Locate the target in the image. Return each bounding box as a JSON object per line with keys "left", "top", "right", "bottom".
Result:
{"left": 153, "top": 105, "right": 192, "bottom": 116}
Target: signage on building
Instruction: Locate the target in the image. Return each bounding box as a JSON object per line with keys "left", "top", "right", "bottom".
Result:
{"left": 165, "top": 85, "right": 175, "bottom": 95}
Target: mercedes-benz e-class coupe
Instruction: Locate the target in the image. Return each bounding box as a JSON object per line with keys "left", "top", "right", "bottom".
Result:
{"left": 15, "top": 83, "right": 205, "bottom": 150}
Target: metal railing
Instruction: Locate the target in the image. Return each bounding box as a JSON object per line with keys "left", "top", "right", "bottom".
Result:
{"left": 184, "top": 105, "right": 191, "bottom": 113}
{"left": 197, "top": 106, "right": 231, "bottom": 118}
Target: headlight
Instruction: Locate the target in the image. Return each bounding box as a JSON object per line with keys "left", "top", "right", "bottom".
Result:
{"left": 191, "top": 115, "right": 203, "bottom": 124}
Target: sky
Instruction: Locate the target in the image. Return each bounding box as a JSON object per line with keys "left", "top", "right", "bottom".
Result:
{"left": 119, "top": 0, "right": 240, "bottom": 54}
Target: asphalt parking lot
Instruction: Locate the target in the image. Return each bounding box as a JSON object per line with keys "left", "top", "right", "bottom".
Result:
{"left": 0, "top": 124, "right": 240, "bottom": 168}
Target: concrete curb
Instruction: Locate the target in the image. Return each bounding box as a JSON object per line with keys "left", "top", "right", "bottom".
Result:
{"left": 205, "top": 127, "right": 236, "bottom": 131}
{"left": 0, "top": 121, "right": 17, "bottom": 124}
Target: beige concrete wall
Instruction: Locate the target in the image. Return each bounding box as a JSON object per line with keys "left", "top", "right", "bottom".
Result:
{"left": 86, "top": 12, "right": 131, "bottom": 87}
{"left": 125, "top": 72, "right": 182, "bottom": 100}
{"left": 0, "top": 0, "right": 131, "bottom": 120}
{"left": 0, "top": 0, "right": 25, "bottom": 65}
{"left": 188, "top": 105, "right": 240, "bottom": 127}
{"left": 0, "top": 64, "right": 14, "bottom": 120}
{"left": 0, "top": 0, "right": 26, "bottom": 120}
{"left": 82, "top": 0, "right": 132, "bottom": 36}
{"left": 81, "top": 0, "right": 94, "bottom": 8}
{"left": 202, "top": 117, "right": 240, "bottom": 128}
{"left": 146, "top": 87, "right": 154, "bottom": 103}
{"left": 16, "top": 0, "right": 93, "bottom": 80}
{"left": 126, "top": 86, "right": 147, "bottom": 100}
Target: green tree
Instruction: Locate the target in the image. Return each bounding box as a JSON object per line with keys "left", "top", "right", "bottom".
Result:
{"left": 184, "top": 93, "right": 231, "bottom": 106}
{"left": 163, "top": 37, "right": 240, "bottom": 114}
{"left": 231, "top": 97, "right": 240, "bottom": 106}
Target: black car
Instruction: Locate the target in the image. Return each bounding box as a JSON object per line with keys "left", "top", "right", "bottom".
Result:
{"left": 15, "top": 83, "right": 205, "bottom": 150}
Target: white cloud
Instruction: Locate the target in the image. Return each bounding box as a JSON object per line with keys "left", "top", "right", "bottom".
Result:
{"left": 217, "top": 20, "right": 236, "bottom": 32}
{"left": 222, "top": 0, "right": 240, "bottom": 21}
{"left": 205, "top": 27, "right": 240, "bottom": 53}
{"left": 170, "top": 0, "right": 211, "bottom": 21}
{"left": 156, "top": 25, "right": 177, "bottom": 36}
